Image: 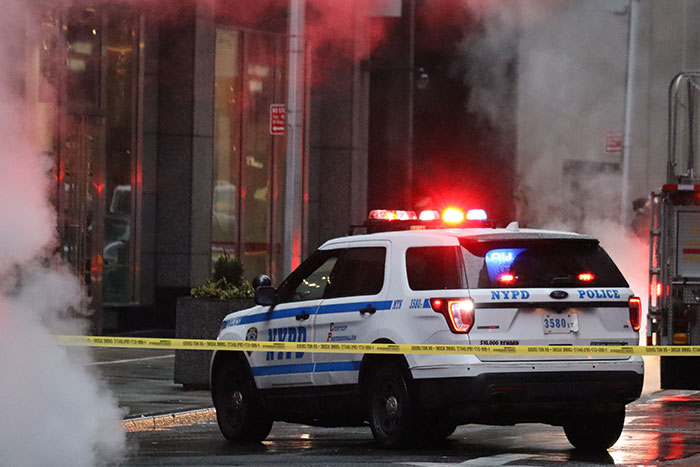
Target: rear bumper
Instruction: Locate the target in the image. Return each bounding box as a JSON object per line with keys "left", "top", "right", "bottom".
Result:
{"left": 413, "top": 370, "right": 643, "bottom": 425}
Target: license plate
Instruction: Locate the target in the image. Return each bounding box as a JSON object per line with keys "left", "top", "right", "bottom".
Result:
{"left": 542, "top": 313, "right": 579, "bottom": 334}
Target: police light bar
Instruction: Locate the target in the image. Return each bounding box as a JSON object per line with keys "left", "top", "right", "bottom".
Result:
{"left": 350, "top": 207, "right": 493, "bottom": 235}
{"left": 368, "top": 210, "right": 418, "bottom": 221}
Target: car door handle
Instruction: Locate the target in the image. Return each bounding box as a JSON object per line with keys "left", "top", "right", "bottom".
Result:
{"left": 296, "top": 311, "right": 310, "bottom": 321}
{"left": 360, "top": 305, "right": 376, "bottom": 315}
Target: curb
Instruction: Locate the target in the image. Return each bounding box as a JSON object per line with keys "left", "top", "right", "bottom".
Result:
{"left": 122, "top": 408, "right": 216, "bottom": 432}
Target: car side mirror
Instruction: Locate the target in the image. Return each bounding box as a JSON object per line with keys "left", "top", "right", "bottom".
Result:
{"left": 255, "top": 286, "right": 277, "bottom": 306}
{"left": 252, "top": 274, "right": 273, "bottom": 290}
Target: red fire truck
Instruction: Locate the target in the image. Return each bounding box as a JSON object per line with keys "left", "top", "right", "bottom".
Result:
{"left": 648, "top": 72, "right": 700, "bottom": 389}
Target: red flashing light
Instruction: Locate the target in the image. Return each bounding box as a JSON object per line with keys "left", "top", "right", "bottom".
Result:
{"left": 442, "top": 207, "right": 465, "bottom": 224}
{"left": 430, "top": 297, "right": 475, "bottom": 333}
{"left": 578, "top": 272, "right": 595, "bottom": 282}
{"left": 629, "top": 296, "right": 642, "bottom": 332}
{"left": 368, "top": 210, "right": 417, "bottom": 221}
{"left": 498, "top": 273, "right": 516, "bottom": 284}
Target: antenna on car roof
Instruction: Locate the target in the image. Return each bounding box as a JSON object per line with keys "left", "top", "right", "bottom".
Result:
{"left": 506, "top": 221, "right": 519, "bottom": 232}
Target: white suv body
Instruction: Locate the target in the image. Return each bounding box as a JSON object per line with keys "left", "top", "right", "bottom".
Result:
{"left": 211, "top": 226, "right": 643, "bottom": 449}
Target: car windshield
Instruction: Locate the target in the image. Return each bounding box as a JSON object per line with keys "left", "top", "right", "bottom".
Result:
{"left": 460, "top": 238, "right": 629, "bottom": 288}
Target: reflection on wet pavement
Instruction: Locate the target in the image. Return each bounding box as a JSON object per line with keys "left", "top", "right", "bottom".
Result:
{"left": 612, "top": 391, "right": 700, "bottom": 465}
{"left": 126, "top": 390, "right": 700, "bottom": 466}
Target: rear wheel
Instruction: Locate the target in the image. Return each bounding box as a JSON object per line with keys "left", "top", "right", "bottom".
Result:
{"left": 563, "top": 406, "right": 625, "bottom": 450}
{"left": 369, "top": 363, "right": 417, "bottom": 448}
{"left": 212, "top": 359, "right": 273, "bottom": 443}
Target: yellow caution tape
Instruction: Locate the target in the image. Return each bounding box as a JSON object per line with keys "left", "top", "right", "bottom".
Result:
{"left": 55, "top": 335, "right": 700, "bottom": 356}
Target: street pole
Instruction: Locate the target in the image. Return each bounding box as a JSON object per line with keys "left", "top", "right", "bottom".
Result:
{"left": 407, "top": 0, "right": 415, "bottom": 208}
{"left": 620, "top": 0, "right": 639, "bottom": 227}
{"left": 284, "top": 0, "right": 305, "bottom": 275}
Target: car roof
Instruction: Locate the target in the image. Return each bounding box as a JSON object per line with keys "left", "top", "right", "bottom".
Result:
{"left": 320, "top": 227, "right": 595, "bottom": 249}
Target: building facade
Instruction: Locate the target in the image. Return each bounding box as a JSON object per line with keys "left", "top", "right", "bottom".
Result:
{"left": 21, "top": 0, "right": 698, "bottom": 333}
{"left": 21, "top": 0, "right": 375, "bottom": 332}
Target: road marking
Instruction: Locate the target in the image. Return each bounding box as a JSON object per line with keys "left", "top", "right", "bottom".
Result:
{"left": 406, "top": 454, "right": 536, "bottom": 466}
{"left": 88, "top": 354, "right": 175, "bottom": 366}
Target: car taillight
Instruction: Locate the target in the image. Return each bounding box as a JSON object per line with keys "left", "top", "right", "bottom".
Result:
{"left": 629, "top": 296, "right": 641, "bottom": 332}
{"left": 430, "top": 298, "right": 474, "bottom": 333}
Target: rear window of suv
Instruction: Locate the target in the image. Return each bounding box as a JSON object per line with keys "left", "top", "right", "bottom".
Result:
{"left": 460, "top": 238, "right": 629, "bottom": 288}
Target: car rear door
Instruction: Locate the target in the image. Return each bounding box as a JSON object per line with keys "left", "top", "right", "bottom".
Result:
{"left": 461, "top": 237, "right": 637, "bottom": 362}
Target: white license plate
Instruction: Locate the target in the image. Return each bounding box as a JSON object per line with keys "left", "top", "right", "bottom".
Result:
{"left": 542, "top": 313, "right": 579, "bottom": 334}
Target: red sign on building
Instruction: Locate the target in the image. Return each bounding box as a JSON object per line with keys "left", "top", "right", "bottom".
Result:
{"left": 605, "top": 130, "right": 623, "bottom": 153}
{"left": 270, "top": 104, "right": 286, "bottom": 135}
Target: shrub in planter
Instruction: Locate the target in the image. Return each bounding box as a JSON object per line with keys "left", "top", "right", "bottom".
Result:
{"left": 190, "top": 254, "right": 254, "bottom": 300}
{"left": 175, "top": 255, "right": 254, "bottom": 388}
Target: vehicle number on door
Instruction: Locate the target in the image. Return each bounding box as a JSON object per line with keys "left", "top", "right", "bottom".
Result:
{"left": 542, "top": 314, "right": 578, "bottom": 334}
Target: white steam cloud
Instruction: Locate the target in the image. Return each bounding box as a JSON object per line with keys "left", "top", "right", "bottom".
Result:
{"left": 0, "top": 1, "right": 126, "bottom": 465}
{"left": 457, "top": 0, "right": 656, "bottom": 390}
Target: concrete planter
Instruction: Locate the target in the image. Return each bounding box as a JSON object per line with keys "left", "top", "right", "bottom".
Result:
{"left": 174, "top": 296, "right": 254, "bottom": 389}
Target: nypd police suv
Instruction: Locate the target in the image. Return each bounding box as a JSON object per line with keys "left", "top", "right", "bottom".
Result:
{"left": 210, "top": 208, "right": 643, "bottom": 450}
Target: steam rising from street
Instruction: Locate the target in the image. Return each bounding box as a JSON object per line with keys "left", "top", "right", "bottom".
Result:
{"left": 0, "top": 1, "right": 126, "bottom": 465}
{"left": 455, "top": 0, "right": 657, "bottom": 393}
{"left": 0, "top": 2, "right": 662, "bottom": 463}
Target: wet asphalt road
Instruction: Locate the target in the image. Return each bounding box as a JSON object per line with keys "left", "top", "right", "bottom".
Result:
{"left": 93, "top": 348, "right": 700, "bottom": 466}
{"left": 122, "top": 391, "right": 700, "bottom": 466}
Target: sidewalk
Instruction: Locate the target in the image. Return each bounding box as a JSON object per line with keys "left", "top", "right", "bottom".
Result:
{"left": 87, "top": 347, "right": 212, "bottom": 419}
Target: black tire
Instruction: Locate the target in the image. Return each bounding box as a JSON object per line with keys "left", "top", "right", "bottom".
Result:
{"left": 563, "top": 406, "right": 625, "bottom": 450}
{"left": 212, "top": 359, "right": 273, "bottom": 443}
{"left": 368, "top": 363, "right": 417, "bottom": 448}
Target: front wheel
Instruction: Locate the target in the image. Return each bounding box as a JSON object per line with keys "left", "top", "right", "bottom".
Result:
{"left": 212, "top": 359, "right": 273, "bottom": 443}
{"left": 368, "top": 363, "right": 417, "bottom": 448}
{"left": 563, "top": 406, "right": 625, "bottom": 450}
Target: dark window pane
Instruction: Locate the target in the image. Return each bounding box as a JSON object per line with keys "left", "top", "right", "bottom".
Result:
{"left": 406, "top": 246, "right": 464, "bottom": 291}
{"left": 102, "top": 11, "right": 138, "bottom": 304}
{"left": 331, "top": 247, "right": 386, "bottom": 298}
{"left": 460, "top": 239, "right": 629, "bottom": 288}
{"left": 278, "top": 250, "right": 341, "bottom": 303}
{"left": 65, "top": 7, "right": 101, "bottom": 110}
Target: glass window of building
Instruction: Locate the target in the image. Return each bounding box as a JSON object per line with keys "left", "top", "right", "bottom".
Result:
{"left": 213, "top": 28, "right": 287, "bottom": 281}
{"left": 32, "top": 5, "right": 142, "bottom": 310}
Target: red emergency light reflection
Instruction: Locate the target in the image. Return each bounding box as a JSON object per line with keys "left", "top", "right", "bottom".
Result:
{"left": 578, "top": 272, "right": 594, "bottom": 282}
{"left": 498, "top": 273, "right": 516, "bottom": 284}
